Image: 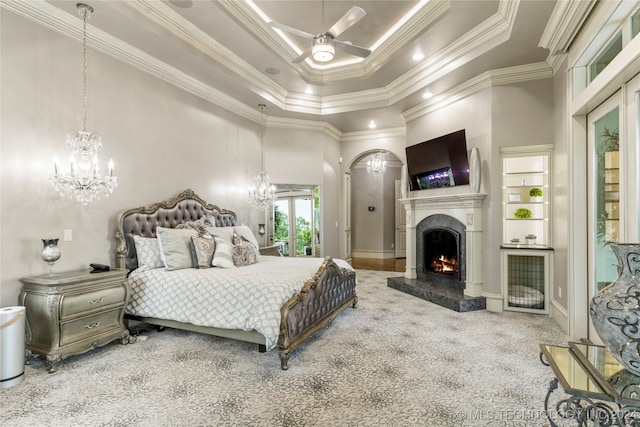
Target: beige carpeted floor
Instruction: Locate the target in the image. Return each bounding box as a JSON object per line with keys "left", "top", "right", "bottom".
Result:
{"left": 1, "top": 269, "right": 571, "bottom": 426}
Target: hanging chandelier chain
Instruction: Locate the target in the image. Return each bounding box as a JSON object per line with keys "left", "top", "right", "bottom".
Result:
{"left": 78, "top": 3, "right": 93, "bottom": 133}
{"left": 259, "top": 103, "right": 266, "bottom": 170}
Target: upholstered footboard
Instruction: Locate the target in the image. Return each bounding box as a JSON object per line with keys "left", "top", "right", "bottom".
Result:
{"left": 277, "top": 257, "right": 358, "bottom": 370}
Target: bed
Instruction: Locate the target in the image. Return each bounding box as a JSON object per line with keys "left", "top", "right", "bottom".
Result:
{"left": 114, "top": 189, "right": 357, "bottom": 369}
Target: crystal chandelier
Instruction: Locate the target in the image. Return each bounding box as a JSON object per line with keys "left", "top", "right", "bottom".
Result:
{"left": 51, "top": 3, "right": 117, "bottom": 206}
{"left": 248, "top": 104, "right": 277, "bottom": 210}
{"left": 367, "top": 153, "right": 387, "bottom": 176}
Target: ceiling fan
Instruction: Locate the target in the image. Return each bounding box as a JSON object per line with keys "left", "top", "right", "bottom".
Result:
{"left": 268, "top": 4, "right": 372, "bottom": 64}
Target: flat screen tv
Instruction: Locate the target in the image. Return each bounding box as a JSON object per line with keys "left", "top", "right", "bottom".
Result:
{"left": 406, "top": 129, "right": 470, "bottom": 191}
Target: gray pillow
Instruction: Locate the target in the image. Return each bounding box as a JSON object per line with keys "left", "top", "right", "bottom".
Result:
{"left": 156, "top": 227, "right": 197, "bottom": 271}
{"left": 133, "top": 235, "right": 164, "bottom": 271}
{"left": 190, "top": 235, "right": 215, "bottom": 269}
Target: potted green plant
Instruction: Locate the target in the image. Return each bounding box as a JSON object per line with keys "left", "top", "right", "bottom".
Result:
{"left": 529, "top": 187, "right": 543, "bottom": 202}
{"left": 514, "top": 208, "right": 532, "bottom": 219}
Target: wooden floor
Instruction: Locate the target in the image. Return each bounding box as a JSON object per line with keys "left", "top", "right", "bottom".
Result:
{"left": 350, "top": 257, "right": 406, "bottom": 272}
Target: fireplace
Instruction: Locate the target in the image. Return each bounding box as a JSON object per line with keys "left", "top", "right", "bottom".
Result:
{"left": 387, "top": 192, "right": 486, "bottom": 312}
{"left": 416, "top": 214, "right": 466, "bottom": 290}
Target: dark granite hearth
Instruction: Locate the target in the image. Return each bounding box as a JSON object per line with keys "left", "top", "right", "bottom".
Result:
{"left": 387, "top": 276, "right": 486, "bottom": 312}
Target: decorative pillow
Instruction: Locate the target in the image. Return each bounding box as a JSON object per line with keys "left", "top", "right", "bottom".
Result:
{"left": 211, "top": 237, "right": 236, "bottom": 268}
{"left": 133, "top": 235, "right": 164, "bottom": 271}
{"left": 233, "top": 225, "right": 260, "bottom": 251}
{"left": 232, "top": 241, "right": 259, "bottom": 267}
{"left": 156, "top": 227, "right": 198, "bottom": 271}
{"left": 189, "top": 235, "right": 215, "bottom": 269}
{"left": 176, "top": 213, "right": 217, "bottom": 235}
{"left": 206, "top": 226, "right": 235, "bottom": 244}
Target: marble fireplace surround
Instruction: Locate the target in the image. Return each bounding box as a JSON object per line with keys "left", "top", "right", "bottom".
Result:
{"left": 401, "top": 193, "right": 486, "bottom": 298}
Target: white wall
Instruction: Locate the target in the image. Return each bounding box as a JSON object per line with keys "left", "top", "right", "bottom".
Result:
{"left": 552, "top": 59, "right": 570, "bottom": 311}
{"left": 0, "top": 11, "right": 341, "bottom": 306}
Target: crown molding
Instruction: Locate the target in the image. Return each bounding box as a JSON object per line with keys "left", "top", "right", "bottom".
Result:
{"left": 402, "top": 62, "right": 553, "bottom": 122}
{"left": 538, "top": 0, "right": 596, "bottom": 55}
{"left": 1, "top": 0, "right": 265, "bottom": 125}
{"left": 341, "top": 127, "right": 406, "bottom": 143}
{"left": 224, "top": 0, "right": 450, "bottom": 85}
{"left": 387, "top": 0, "right": 519, "bottom": 105}
{"left": 3, "top": 0, "right": 553, "bottom": 129}
{"left": 267, "top": 116, "right": 342, "bottom": 141}
{"left": 126, "top": 1, "right": 289, "bottom": 102}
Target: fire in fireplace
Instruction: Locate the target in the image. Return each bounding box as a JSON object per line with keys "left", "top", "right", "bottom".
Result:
{"left": 429, "top": 254, "right": 458, "bottom": 275}
{"left": 423, "top": 228, "right": 461, "bottom": 280}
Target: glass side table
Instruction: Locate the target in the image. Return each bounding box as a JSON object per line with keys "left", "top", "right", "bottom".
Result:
{"left": 540, "top": 342, "right": 640, "bottom": 426}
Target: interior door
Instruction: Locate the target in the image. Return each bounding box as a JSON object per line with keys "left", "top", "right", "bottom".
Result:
{"left": 395, "top": 180, "right": 406, "bottom": 258}
{"left": 587, "top": 93, "right": 622, "bottom": 344}
{"left": 344, "top": 172, "right": 352, "bottom": 261}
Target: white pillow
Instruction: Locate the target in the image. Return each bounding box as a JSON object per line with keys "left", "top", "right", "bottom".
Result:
{"left": 211, "top": 237, "right": 236, "bottom": 268}
{"left": 133, "top": 235, "right": 164, "bottom": 271}
{"left": 156, "top": 227, "right": 197, "bottom": 271}
{"left": 233, "top": 225, "right": 260, "bottom": 251}
{"left": 206, "top": 226, "right": 235, "bottom": 243}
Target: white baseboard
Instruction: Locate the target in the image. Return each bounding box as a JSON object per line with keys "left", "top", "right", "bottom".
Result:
{"left": 550, "top": 299, "right": 569, "bottom": 335}
{"left": 351, "top": 250, "right": 396, "bottom": 259}
{"left": 483, "top": 292, "right": 503, "bottom": 312}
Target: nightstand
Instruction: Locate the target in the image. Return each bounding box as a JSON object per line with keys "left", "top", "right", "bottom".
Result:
{"left": 19, "top": 269, "right": 130, "bottom": 372}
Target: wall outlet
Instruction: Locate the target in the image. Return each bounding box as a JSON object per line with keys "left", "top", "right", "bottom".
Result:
{"left": 558, "top": 287, "right": 562, "bottom": 298}
{"left": 391, "top": 243, "right": 394, "bottom": 249}
{"left": 63, "top": 229, "right": 72, "bottom": 242}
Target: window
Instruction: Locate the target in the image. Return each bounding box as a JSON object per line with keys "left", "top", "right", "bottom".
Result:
{"left": 631, "top": 8, "right": 640, "bottom": 39}
{"left": 589, "top": 31, "right": 622, "bottom": 82}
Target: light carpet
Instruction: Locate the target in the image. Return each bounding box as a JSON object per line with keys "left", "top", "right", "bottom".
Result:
{"left": 1, "top": 269, "right": 571, "bottom": 426}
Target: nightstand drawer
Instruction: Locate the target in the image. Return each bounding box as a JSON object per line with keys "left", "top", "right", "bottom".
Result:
{"left": 60, "top": 309, "right": 122, "bottom": 346}
{"left": 60, "top": 285, "right": 126, "bottom": 319}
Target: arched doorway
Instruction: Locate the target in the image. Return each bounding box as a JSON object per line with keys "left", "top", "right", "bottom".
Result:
{"left": 345, "top": 151, "right": 406, "bottom": 271}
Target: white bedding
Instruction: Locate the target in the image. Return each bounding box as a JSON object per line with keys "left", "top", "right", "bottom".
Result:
{"left": 126, "top": 256, "right": 354, "bottom": 350}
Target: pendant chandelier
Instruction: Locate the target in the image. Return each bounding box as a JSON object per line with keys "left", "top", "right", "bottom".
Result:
{"left": 248, "top": 104, "right": 277, "bottom": 210}
{"left": 367, "top": 153, "right": 387, "bottom": 176}
{"left": 51, "top": 3, "right": 117, "bottom": 205}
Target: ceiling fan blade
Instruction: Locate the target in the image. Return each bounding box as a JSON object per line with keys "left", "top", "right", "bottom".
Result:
{"left": 268, "top": 21, "right": 315, "bottom": 39}
{"left": 292, "top": 47, "right": 313, "bottom": 63}
{"left": 334, "top": 39, "right": 371, "bottom": 58}
{"left": 326, "top": 6, "right": 366, "bottom": 39}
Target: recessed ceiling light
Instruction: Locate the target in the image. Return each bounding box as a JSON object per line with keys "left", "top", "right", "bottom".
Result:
{"left": 368, "top": 120, "right": 377, "bottom": 129}
{"left": 265, "top": 67, "right": 281, "bottom": 75}
{"left": 304, "top": 86, "right": 314, "bottom": 95}
{"left": 412, "top": 53, "right": 424, "bottom": 61}
{"left": 422, "top": 91, "right": 433, "bottom": 99}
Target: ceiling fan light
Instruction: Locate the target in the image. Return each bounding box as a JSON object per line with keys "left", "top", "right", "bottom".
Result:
{"left": 312, "top": 43, "right": 335, "bottom": 62}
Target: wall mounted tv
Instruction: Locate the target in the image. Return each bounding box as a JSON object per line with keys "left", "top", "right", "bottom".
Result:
{"left": 406, "top": 129, "right": 470, "bottom": 191}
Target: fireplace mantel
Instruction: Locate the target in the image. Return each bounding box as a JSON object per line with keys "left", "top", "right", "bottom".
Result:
{"left": 401, "top": 193, "right": 486, "bottom": 298}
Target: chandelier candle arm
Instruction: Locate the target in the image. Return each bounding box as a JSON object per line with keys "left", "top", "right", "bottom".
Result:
{"left": 50, "top": 3, "right": 117, "bottom": 205}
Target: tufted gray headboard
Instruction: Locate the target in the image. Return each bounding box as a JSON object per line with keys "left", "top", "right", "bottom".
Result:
{"left": 115, "top": 188, "right": 236, "bottom": 272}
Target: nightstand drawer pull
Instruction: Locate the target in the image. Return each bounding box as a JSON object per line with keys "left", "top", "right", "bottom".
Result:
{"left": 88, "top": 296, "right": 104, "bottom": 305}
{"left": 84, "top": 320, "right": 101, "bottom": 329}
{"left": 60, "top": 285, "right": 126, "bottom": 319}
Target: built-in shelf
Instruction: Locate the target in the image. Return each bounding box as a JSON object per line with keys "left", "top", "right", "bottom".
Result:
{"left": 500, "top": 145, "right": 553, "bottom": 314}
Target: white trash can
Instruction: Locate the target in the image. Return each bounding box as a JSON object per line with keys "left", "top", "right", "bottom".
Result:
{"left": 0, "top": 306, "right": 26, "bottom": 388}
